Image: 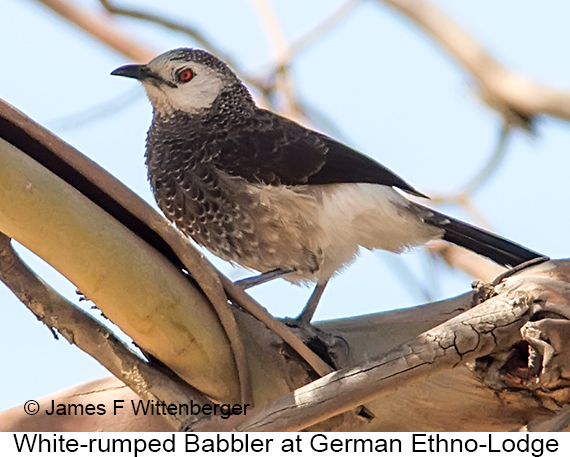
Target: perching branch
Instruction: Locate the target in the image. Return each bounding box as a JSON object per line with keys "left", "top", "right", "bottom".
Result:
{"left": 222, "top": 286, "right": 535, "bottom": 431}
{"left": 98, "top": 0, "right": 228, "bottom": 61}
{"left": 194, "top": 259, "right": 570, "bottom": 432}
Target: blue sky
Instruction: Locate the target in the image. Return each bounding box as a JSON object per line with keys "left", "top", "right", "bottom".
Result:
{"left": 1, "top": 0, "right": 569, "bottom": 412}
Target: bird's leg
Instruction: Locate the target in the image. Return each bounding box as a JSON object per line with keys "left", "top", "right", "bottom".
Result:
{"left": 295, "top": 280, "right": 329, "bottom": 324}
{"left": 235, "top": 268, "right": 294, "bottom": 289}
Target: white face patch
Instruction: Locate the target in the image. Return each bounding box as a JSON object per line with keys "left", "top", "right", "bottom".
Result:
{"left": 141, "top": 61, "right": 224, "bottom": 114}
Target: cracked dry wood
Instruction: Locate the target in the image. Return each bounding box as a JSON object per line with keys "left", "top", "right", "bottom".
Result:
{"left": 190, "top": 260, "right": 570, "bottom": 432}
{"left": 232, "top": 291, "right": 535, "bottom": 431}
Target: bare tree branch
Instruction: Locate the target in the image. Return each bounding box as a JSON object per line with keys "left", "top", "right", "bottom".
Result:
{"left": 429, "top": 240, "right": 506, "bottom": 282}
{"left": 98, "top": 0, "right": 276, "bottom": 106}
{"left": 460, "top": 123, "right": 512, "bottom": 196}
{"left": 98, "top": 0, "right": 227, "bottom": 60}
{"left": 47, "top": 87, "right": 140, "bottom": 132}
{"left": 274, "top": 0, "right": 361, "bottom": 70}
{"left": 35, "top": 0, "right": 154, "bottom": 62}
{"left": 247, "top": 0, "right": 300, "bottom": 117}
{"left": 240, "top": 294, "right": 533, "bottom": 430}
{"left": 380, "top": 0, "right": 570, "bottom": 124}
{"left": 0, "top": 233, "right": 211, "bottom": 430}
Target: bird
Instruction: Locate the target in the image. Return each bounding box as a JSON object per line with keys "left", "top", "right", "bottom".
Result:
{"left": 111, "top": 48, "right": 546, "bottom": 323}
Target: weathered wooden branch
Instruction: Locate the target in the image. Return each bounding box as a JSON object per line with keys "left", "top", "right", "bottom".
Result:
{"left": 0, "top": 233, "right": 209, "bottom": 431}
{"left": 188, "top": 260, "right": 570, "bottom": 432}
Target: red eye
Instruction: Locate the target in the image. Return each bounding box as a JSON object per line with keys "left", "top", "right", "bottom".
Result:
{"left": 177, "top": 69, "right": 194, "bottom": 83}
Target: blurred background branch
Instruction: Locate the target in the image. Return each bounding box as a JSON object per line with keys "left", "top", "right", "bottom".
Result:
{"left": 380, "top": 0, "right": 570, "bottom": 126}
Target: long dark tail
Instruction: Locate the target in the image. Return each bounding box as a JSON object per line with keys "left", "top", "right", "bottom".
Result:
{"left": 426, "top": 211, "right": 545, "bottom": 267}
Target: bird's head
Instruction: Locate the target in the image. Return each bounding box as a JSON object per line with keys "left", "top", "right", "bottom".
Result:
{"left": 111, "top": 48, "right": 250, "bottom": 115}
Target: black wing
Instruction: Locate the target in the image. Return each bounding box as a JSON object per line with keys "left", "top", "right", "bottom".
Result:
{"left": 211, "top": 109, "right": 328, "bottom": 186}
{"left": 308, "top": 134, "right": 426, "bottom": 197}
{"left": 214, "top": 109, "right": 426, "bottom": 197}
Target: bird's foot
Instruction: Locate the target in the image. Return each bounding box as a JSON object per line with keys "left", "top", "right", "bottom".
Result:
{"left": 281, "top": 316, "right": 349, "bottom": 371}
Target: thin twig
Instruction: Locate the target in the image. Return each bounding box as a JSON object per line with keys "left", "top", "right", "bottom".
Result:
{"left": 97, "top": 0, "right": 275, "bottom": 103}
{"left": 47, "top": 88, "right": 141, "bottom": 132}
{"left": 427, "top": 192, "right": 492, "bottom": 231}
{"left": 459, "top": 197, "right": 494, "bottom": 230}
{"left": 376, "top": 251, "right": 434, "bottom": 302}
{"left": 38, "top": 0, "right": 264, "bottom": 103}
{"left": 274, "top": 0, "right": 361, "bottom": 70}
{"left": 246, "top": 0, "right": 301, "bottom": 117}
{"left": 429, "top": 240, "right": 506, "bottom": 282}
{"left": 460, "top": 122, "right": 511, "bottom": 196}
{"left": 98, "top": 0, "right": 236, "bottom": 73}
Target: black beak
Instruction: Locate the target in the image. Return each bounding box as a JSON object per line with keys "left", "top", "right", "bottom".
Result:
{"left": 111, "top": 64, "right": 152, "bottom": 80}
{"left": 111, "top": 64, "right": 177, "bottom": 88}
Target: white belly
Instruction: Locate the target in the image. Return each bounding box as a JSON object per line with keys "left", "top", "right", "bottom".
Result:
{"left": 242, "top": 182, "right": 443, "bottom": 283}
